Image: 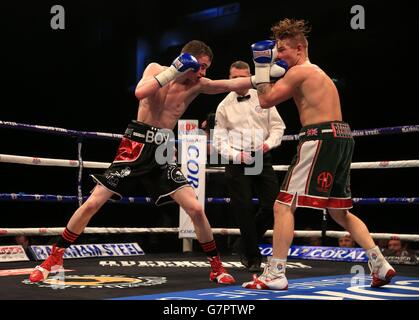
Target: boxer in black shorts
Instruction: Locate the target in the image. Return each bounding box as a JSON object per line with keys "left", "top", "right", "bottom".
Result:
{"left": 92, "top": 120, "right": 189, "bottom": 206}
{"left": 243, "top": 18, "right": 395, "bottom": 290}
{"left": 30, "top": 40, "right": 255, "bottom": 285}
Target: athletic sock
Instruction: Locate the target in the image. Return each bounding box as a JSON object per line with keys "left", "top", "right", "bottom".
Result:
{"left": 200, "top": 240, "right": 218, "bottom": 258}
{"left": 56, "top": 227, "right": 80, "bottom": 248}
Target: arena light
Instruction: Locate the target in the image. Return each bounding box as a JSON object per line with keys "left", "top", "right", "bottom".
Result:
{"left": 186, "top": 3, "right": 240, "bottom": 22}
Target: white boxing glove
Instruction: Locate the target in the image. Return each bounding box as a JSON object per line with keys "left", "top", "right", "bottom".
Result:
{"left": 155, "top": 53, "right": 200, "bottom": 87}
{"left": 270, "top": 59, "right": 288, "bottom": 81}
{"left": 251, "top": 40, "right": 277, "bottom": 85}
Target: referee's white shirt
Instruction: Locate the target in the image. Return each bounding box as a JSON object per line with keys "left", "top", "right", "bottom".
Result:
{"left": 213, "top": 88, "right": 286, "bottom": 161}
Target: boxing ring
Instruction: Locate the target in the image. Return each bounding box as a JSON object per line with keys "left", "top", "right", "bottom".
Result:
{"left": 1, "top": 120, "right": 418, "bottom": 301}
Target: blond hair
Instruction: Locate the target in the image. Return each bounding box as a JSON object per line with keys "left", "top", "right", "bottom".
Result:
{"left": 271, "top": 18, "right": 311, "bottom": 48}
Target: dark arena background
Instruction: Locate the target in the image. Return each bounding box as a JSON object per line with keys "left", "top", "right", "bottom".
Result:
{"left": 0, "top": 0, "right": 418, "bottom": 314}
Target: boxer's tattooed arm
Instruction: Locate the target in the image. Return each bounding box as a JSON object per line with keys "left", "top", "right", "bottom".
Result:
{"left": 257, "top": 83, "right": 271, "bottom": 95}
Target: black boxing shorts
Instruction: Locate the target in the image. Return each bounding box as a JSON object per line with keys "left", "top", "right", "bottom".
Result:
{"left": 277, "top": 121, "right": 354, "bottom": 210}
{"left": 91, "top": 120, "right": 190, "bottom": 206}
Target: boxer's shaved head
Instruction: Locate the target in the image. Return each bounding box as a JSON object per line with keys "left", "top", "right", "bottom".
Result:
{"left": 230, "top": 60, "right": 250, "bottom": 71}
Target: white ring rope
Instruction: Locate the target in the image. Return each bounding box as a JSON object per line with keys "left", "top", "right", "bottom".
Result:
{"left": 0, "top": 154, "right": 109, "bottom": 169}
{"left": 1, "top": 123, "right": 418, "bottom": 245}
{"left": 1, "top": 120, "right": 418, "bottom": 141}
{"left": 1, "top": 227, "right": 418, "bottom": 242}
{"left": 1, "top": 154, "right": 418, "bottom": 171}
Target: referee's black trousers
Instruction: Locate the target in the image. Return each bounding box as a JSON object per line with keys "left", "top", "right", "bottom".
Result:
{"left": 225, "top": 153, "right": 279, "bottom": 260}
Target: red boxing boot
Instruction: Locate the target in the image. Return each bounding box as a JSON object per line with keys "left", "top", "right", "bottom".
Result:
{"left": 29, "top": 245, "right": 65, "bottom": 283}
{"left": 208, "top": 255, "right": 236, "bottom": 284}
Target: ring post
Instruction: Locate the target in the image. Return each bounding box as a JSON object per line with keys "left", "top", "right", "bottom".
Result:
{"left": 77, "top": 139, "right": 84, "bottom": 207}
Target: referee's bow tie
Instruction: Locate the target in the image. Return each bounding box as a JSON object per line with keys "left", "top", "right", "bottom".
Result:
{"left": 237, "top": 95, "right": 251, "bottom": 102}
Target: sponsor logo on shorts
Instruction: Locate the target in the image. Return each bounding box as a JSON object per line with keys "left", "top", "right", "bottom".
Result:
{"left": 146, "top": 129, "right": 170, "bottom": 145}
{"left": 317, "top": 171, "right": 333, "bottom": 192}
{"left": 332, "top": 123, "right": 352, "bottom": 138}
{"left": 22, "top": 274, "right": 166, "bottom": 289}
{"left": 105, "top": 167, "right": 131, "bottom": 187}
{"left": 133, "top": 132, "right": 145, "bottom": 139}
{"left": 124, "top": 128, "right": 134, "bottom": 137}
{"left": 306, "top": 128, "right": 318, "bottom": 136}
{"left": 168, "top": 165, "right": 187, "bottom": 183}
